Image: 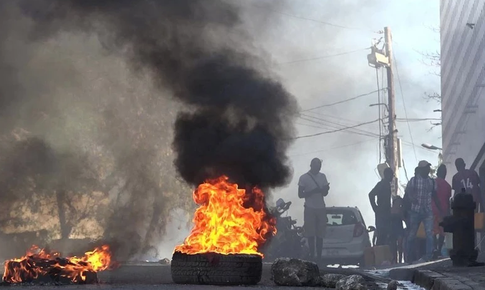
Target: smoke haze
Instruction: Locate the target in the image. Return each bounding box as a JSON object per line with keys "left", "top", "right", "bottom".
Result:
{"left": 0, "top": 0, "right": 441, "bottom": 260}
{"left": 0, "top": 0, "right": 298, "bottom": 260}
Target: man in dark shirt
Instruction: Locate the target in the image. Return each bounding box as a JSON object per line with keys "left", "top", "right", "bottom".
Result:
{"left": 369, "top": 168, "right": 394, "bottom": 246}
{"left": 452, "top": 158, "right": 482, "bottom": 212}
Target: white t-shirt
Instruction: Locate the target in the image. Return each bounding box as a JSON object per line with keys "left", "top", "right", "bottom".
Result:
{"left": 298, "top": 171, "right": 328, "bottom": 209}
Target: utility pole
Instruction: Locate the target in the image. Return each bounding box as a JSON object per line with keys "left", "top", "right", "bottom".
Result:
{"left": 367, "top": 26, "right": 399, "bottom": 196}
{"left": 384, "top": 27, "right": 399, "bottom": 197}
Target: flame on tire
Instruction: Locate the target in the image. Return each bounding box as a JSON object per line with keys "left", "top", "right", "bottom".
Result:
{"left": 174, "top": 176, "right": 276, "bottom": 256}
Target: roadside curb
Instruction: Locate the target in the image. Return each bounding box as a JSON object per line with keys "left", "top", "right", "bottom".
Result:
{"left": 412, "top": 269, "right": 480, "bottom": 290}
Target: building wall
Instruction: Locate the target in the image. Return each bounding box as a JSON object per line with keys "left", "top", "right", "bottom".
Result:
{"left": 441, "top": 0, "right": 485, "bottom": 181}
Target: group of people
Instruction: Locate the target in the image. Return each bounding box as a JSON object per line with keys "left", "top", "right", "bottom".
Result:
{"left": 369, "top": 158, "right": 482, "bottom": 264}
{"left": 295, "top": 156, "right": 482, "bottom": 265}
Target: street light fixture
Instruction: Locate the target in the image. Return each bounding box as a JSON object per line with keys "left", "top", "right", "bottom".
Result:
{"left": 421, "top": 143, "right": 442, "bottom": 150}
{"left": 369, "top": 103, "right": 389, "bottom": 111}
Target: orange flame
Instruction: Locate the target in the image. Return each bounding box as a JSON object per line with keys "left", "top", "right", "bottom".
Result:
{"left": 3, "top": 245, "right": 113, "bottom": 284}
{"left": 174, "top": 176, "right": 276, "bottom": 256}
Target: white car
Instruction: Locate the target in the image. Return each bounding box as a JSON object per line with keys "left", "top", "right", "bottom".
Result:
{"left": 321, "top": 206, "right": 373, "bottom": 267}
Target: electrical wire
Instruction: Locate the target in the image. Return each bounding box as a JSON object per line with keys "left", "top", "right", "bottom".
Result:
{"left": 394, "top": 55, "right": 418, "bottom": 163}
{"left": 301, "top": 89, "right": 385, "bottom": 112}
{"left": 396, "top": 118, "right": 442, "bottom": 122}
{"left": 298, "top": 114, "right": 380, "bottom": 138}
{"left": 292, "top": 119, "right": 380, "bottom": 140}
{"left": 249, "top": 3, "right": 377, "bottom": 33}
{"left": 289, "top": 139, "right": 376, "bottom": 157}
{"left": 402, "top": 158, "right": 410, "bottom": 182}
{"left": 295, "top": 122, "right": 328, "bottom": 129}
{"left": 303, "top": 110, "right": 367, "bottom": 126}
{"left": 278, "top": 48, "right": 370, "bottom": 65}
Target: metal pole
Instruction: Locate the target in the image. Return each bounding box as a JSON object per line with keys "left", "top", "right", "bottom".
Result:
{"left": 384, "top": 27, "right": 399, "bottom": 196}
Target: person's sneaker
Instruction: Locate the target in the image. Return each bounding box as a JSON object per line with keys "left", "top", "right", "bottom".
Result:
{"left": 414, "top": 257, "right": 429, "bottom": 264}
{"left": 432, "top": 250, "right": 440, "bottom": 260}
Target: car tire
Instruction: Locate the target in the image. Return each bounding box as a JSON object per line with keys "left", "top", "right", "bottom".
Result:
{"left": 171, "top": 251, "right": 262, "bottom": 285}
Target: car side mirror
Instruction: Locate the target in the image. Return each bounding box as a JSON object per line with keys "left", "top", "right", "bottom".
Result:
{"left": 367, "top": 226, "right": 376, "bottom": 232}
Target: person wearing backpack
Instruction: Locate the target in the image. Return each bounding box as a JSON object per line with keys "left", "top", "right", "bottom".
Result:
{"left": 404, "top": 160, "right": 443, "bottom": 263}
{"left": 298, "top": 158, "right": 330, "bottom": 261}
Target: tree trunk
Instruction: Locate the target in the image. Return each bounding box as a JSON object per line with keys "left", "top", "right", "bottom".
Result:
{"left": 56, "top": 190, "right": 71, "bottom": 239}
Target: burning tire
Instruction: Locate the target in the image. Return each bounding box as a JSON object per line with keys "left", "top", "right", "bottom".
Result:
{"left": 171, "top": 251, "right": 262, "bottom": 285}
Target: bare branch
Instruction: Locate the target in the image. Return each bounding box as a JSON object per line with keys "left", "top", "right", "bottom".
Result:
{"left": 423, "top": 91, "right": 441, "bottom": 103}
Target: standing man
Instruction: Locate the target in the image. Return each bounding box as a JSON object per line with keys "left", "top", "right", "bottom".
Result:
{"left": 369, "top": 168, "right": 394, "bottom": 246}
{"left": 405, "top": 160, "right": 443, "bottom": 263}
{"left": 298, "top": 158, "right": 330, "bottom": 261}
{"left": 433, "top": 164, "right": 451, "bottom": 257}
{"left": 390, "top": 195, "right": 405, "bottom": 263}
{"left": 452, "top": 158, "right": 482, "bottom": 211}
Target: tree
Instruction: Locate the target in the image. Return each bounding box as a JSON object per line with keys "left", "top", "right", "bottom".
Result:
{"left": 416, "top": 26, "right": 442, "bottom": 133}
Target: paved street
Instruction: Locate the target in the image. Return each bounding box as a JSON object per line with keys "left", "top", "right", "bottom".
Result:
{"left": 3, "top": 263, "right": 396, "bottom": 290}
{"left": 382, "top": 254, "right": 485, "bottom": 290}
{"left": 412, "top": 260, "right": 485, "bottom": 290}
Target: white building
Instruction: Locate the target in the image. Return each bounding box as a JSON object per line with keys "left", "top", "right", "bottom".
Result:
{"left": 441, "top": 0, "right": 485, "bottom": 187}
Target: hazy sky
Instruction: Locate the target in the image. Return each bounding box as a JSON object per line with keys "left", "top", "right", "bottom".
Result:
{"left": 235, "top": 0, "right": 442, "bottom": 229}
{"left": 159, "top": 1, "right": 442, "bottom": 258}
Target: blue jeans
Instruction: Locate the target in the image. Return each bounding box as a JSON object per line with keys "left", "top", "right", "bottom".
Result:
{"left": 407, "top": 210, "right": 434, "bottom": 262}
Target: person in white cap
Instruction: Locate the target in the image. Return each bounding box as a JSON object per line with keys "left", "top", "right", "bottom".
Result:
{"left": 404, "top": 160, "right": 443, "bottom": 263}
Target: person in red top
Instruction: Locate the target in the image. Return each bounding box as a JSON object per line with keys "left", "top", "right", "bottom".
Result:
{"left": 452, "top": 158, "right": 482, "bottom": 212}
{"left": 432, "top": 164, "right": 451, "bottom": 257}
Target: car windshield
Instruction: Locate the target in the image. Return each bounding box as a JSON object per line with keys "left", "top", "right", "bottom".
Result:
{"left": 326, "top": 210, "right": 358, "bottom": 226}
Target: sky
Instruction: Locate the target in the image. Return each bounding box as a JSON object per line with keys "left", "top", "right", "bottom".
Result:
{"left": 158, "top": 0, "right": 443, "bottom": 259}
{"left": 245, "top": 0, "right": 442, "bottom": 230}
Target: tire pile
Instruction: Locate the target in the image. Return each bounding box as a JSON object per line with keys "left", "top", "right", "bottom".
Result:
{"left": 171, "top": 251, "right": 262, "bottom": 285}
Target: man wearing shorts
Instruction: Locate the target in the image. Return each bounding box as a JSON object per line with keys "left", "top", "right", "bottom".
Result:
{"left": 298, "top": 158, "right": 329, "bottom": 261}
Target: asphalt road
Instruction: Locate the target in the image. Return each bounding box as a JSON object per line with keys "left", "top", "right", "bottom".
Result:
{"left": 3, "top": 263, "right": 389, "bottom": 290}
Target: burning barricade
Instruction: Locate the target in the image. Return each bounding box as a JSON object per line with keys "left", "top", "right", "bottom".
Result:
{"left": 3, "top": 244, "right": 113, "bottom": 285}
{"left": 171, "top": 176, "right": 276, "bottom": 285}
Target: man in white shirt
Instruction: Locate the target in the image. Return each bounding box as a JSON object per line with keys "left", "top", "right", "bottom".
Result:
{"left": 298, "top": 158, "right": 330, "bottom": 261}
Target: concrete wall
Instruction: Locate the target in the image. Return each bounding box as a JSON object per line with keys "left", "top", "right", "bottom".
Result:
{"left": 441, "top": 0, "right": 485, "bottom": 180}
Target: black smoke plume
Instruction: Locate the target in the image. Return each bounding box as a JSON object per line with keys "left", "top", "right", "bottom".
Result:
{"left": 1, "top": 0, "right": 297, "bottom": 259}
{"left": 18, "top": 0, "right": 297, "bottom": 187}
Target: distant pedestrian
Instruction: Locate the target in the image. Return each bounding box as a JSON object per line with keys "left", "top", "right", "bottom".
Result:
{"left": 404, "top": 160, "right": 443, "bottom": 263}
{"left": 402, "top": 167, "right": 419, "bottom": 263}
{"left": 369, "top": 168, "right": 394, "bottom": 246}
{"left": 432, "top": 164, "right": 451, "bottom": 258}
{"left": 298, "top": 158, "right": 330, "bottom": 261}
{"left": 452, "top": 158, "right": 482, "bottom": 212}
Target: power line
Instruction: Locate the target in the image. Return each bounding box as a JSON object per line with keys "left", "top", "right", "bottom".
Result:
{"left": 298, "top": 114, "right": 380, "bottom": 138}
{"left": 289, "top": 139, "right": 376, "bottom": 157}
{"left": 278, "top": 48, "right": 370, "bottom": 65}
{"left": 396, "top": 118, "right": 442, "bottom": 122}
{"left": 303, "top": 110, "right": 365, "bottom": 125}
{"left": 292, "top": 119, "right": 380, "bottom": 140}
{"left": 301, "top": 89, "right": 385, "bottom": 112}
{"left": 295, "top": 122, "right": 328, "bottom": 129}
{"left": 249, "top": 3, "right": 377, "bottom": 33}
{"left": 394, "top": 56, "right": 418, "bottom": 162}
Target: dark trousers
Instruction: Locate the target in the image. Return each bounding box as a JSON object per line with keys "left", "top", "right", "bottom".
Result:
{"left": 375, "top": 213, "right": 391, "bottom": 246}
